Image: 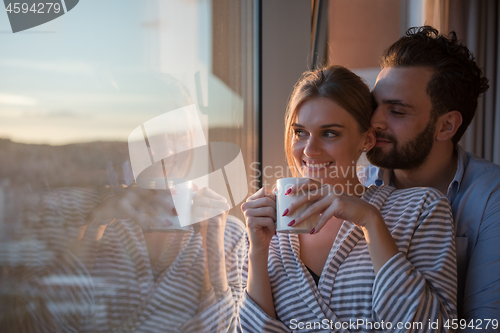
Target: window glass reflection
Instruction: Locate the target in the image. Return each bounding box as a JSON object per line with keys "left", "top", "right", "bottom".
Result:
{"left": 0, "top": 0, "right": 255, "bottom": 331}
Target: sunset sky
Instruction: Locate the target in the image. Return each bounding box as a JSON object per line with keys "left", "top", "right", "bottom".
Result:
{"left": 0, "top": 0, "right": 243, "bottom": 145}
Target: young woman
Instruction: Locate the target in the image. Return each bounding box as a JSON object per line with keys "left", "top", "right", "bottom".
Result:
{"left": 240, "top": 66, "right": 457, "bottom": 332}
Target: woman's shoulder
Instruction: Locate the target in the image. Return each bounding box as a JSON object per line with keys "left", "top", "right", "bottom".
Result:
{"left": 366, "top": 184, "right": 445, "bottom": 199}
{"left": 392, "top": 186, "right": 445, "bottom": 199}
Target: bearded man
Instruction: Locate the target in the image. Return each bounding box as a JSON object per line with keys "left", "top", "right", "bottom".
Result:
{"left": 365, "top": 26, "right": 500, "bottom": 331}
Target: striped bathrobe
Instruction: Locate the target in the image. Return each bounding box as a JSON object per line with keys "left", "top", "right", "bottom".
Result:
{"left": 80, "top": 215, "right": 246, "bottom": 333}
{"left": 239, "top": 185, "right": 457, "bottom": 332}
{"left": 3, "top": 187, "right": 246, "bottom": 333}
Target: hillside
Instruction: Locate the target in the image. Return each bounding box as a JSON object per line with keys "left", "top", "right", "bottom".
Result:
{"left": 0, "top": 138, "right": 129, "bottom": 190}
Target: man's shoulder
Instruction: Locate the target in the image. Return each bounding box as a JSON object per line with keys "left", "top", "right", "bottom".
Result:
{"left": 462, "top": 151, "right": 500, "bottom": 191}
{"left": 464, "top": 151, "right": 500, "bottom": 174}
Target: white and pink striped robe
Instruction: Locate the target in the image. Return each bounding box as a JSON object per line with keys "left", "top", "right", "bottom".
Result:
{"left": 239, "top": 185, "right": 457, "bottom": 333}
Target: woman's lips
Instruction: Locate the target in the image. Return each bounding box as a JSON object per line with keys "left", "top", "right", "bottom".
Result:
{"left": 303, "top": 161, "right": 333, "bottom": 168}
{"left": 302, "top": 161, "right": 333, "bottom": 174}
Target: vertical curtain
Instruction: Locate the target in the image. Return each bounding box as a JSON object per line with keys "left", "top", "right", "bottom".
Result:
{"left": 424, "top": 0, "right": 499, "bottom": 165}
{"left": 447, "top": 0, "right": 499, "bottom": 165}
{"left": 424, "top": 0, "right": 449, "bottom": 34}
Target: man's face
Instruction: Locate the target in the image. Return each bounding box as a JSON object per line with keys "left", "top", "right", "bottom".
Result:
{"left": 367, "top": 66, "right": 437, "bottom": 170}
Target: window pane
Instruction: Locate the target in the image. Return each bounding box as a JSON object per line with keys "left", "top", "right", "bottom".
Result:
{"left": 0, "top": 0, "right": 256, "bottom": 331}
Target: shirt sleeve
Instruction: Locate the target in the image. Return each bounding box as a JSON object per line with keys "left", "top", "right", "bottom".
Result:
{"left": 459, "top": 188, "right": 500, "bottom": 332}
{"left": 372, "top": 195, "right": 458, "bottom": 332}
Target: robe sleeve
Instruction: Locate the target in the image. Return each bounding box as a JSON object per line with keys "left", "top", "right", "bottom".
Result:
{"left": 372, "top": 194, "right": 457, "bottom": 332}
{"left": 237, "top": 234, "right": 290, "bottom": 333}
{"left": 0, "top": 188, "right": 101, "bottom": 333}
{"left": 180, "top": 216, "right": 247, "bottom": 333}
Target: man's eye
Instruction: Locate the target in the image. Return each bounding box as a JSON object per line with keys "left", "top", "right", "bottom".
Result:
{"left": 390, "top": 110, "right": 405, "bottom": 116}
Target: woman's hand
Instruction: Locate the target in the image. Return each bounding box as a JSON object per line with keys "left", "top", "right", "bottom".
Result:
{"left": 192, "top": 187, "right": 231, "bottom": 294}
{"left": 241, "top": 187, "right": 277, "bottom": 253}
{"left": 192, "top": 187, "right": 231, "bottom": 227}
{"left": 87, "top": 184, "right": 176, "bottom": 232}
{"left": 285, "top": 181, "right": 383, "bottom": 233}
{"left": 242, "top": 187, "right": 278, "bottom": 319}
{"left": 192, "top": 187, "right": 230, "bottom": 256}
{"left": 285, "top": 180, "right": 399, "bottom": 274}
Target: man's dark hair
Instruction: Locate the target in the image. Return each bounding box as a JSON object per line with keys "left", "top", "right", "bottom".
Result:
{"left": 381, "top": 26, "right": 489, "bottom": 144}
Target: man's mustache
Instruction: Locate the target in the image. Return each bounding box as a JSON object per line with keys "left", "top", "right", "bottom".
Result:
{"left": 375, "top": 132, "right": 396, "bottom": 143}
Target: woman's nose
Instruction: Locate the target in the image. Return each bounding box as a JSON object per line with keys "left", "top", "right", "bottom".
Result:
{"left": 371, "top": 106, "right": 387, "bottom": 131}
{"left": 303, "top": 136, "right": 322, "bottom": 156}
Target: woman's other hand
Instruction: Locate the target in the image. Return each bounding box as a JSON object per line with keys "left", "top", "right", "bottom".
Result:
{"left": 241, "top": 187, "right": 277, "bottom": 253}
{"left": 284, "top": 180, "right": 382, "bottom": 233}
{"left": 285, "top": 180, "right": 398, "bottom": 274}
{"left": 87, "top": 184, "right": 176, "bottom": 232}
{"left": 192, "top": 187, "right": 230, "bottom": 294}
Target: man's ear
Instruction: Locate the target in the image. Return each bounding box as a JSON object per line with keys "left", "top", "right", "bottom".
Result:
{"left": 435, "top": 111, "right": 462, "bottom": 142}
{"left": 364, "top": 127, "right": 376, "bottom": 152}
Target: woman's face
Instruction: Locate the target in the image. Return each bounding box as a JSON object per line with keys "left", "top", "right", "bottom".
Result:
{"left": 291, "top": 97, "right": 372, "bottom": 186}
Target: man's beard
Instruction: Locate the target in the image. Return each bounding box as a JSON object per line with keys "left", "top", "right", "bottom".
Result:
{"left": 367, "top": 119, "right": 436, "bottom": 170}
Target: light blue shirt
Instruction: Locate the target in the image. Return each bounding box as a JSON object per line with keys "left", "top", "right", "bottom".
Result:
{"left": 364, "top": 145, "right": 500, "bottom": 328}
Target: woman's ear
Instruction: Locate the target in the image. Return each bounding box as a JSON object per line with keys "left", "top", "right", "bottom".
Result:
{"left": 435, "top": 111, "right": 462, "bottom": 142}
{"left": 363, "top": 127, "right": 376, "bottom": 152}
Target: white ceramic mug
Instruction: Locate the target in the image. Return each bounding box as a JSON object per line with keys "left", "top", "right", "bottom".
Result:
{"left": 276, "top": 177, "right": 318, "bottom": 234}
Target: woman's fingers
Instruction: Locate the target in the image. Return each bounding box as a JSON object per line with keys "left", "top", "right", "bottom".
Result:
{"left": 242, "top": 195, "right": 276, "bottom": 211}
{"left": 194, "top": 187, "right": 226, "bottom": 201}
{"left": 193, "top": 190, "right": 231, "bottom": 212}
{"left": 246, "top": 187, "right": 276, "bottom": 202}
{"left": 243, "top": 206, "right": 277, "bottom": 221}
{"left": 118, "top": 199, "right": 152, "bottom": 230}
{"left": 310, "top": 203, "right": 340, "bottom": 234}
{"left": 289, "top": 195, "right": 330, "bottom": 227}
{"left": 285, "top": 182, "right": 329, "bottom": 216}
{"left": 285, "top": 179, "right": 323, "bottom": 196}
{"left": 243, "top": 188, "right": 278, "bottom": 249}
{"left": 119, "top": 188, "right": 175, "bottom": 230}
{"left": 191, "top": 187, "right": 230, "bottom": 225}
{"left": 246, "top": 216, "right": 276, "bottom": 237}
{"left": 241, "top": 197, "right": 277, "bottom": 221}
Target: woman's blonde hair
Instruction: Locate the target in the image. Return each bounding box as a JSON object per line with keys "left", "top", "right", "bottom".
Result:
{"left": 284, "top": 65, "right": 372, "bottom": 176}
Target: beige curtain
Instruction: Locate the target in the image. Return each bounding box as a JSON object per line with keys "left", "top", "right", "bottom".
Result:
{"left": 424, "top": 0, "right": 449, "bottom": 33}
{"left": 425, "top": 0, "right": 499, "bottom": 165}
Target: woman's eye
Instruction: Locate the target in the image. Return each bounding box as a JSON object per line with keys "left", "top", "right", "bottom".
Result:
{"left": 293, "top": 129, "right": 306, "bottom": 138}
{"left": 324, "top": 130, "right": 338, "bottom": 138}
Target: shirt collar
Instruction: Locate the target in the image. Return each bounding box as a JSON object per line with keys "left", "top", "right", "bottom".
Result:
{"left": 375, "top": 167, "right": 393, "bottom": 187}
{"left": 447, "top": 144, "right": 467, "bottom": 198}
{"left": 374, "top": 145, "right": 466, "bottom": 195}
